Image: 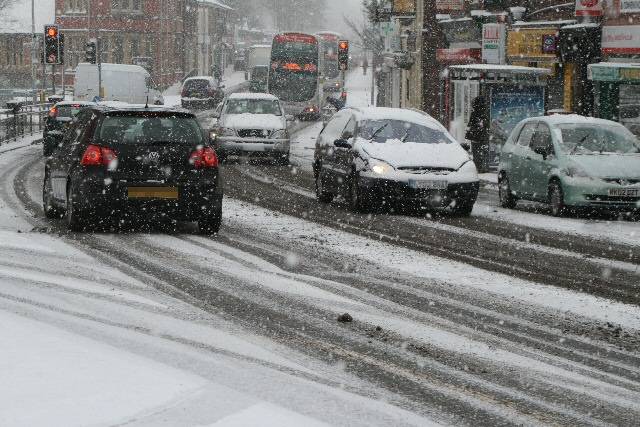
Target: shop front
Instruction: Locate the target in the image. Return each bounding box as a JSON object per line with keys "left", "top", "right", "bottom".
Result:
{"left": 506, "top": 22, "right": 572, "bottom": 111}
{"left": 588, "top": 62, "right": 640, "bottom": 136}
{"left": 447, "top": 64, "right": 551, "bottom": 167}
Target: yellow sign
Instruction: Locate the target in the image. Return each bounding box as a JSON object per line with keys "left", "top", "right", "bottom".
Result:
{"left": 507, "top": 29, "right": 558, "bottom": 61}
{"left": 620, "top": 67, "right": 640, "bottom": 82}
{"left": 393, "top": 0, "right": 416, "bottom": 14}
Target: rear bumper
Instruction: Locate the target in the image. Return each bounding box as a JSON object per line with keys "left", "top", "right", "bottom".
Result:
{"left": 72, "top": 178, "right": 223, "bottom": 221}
{"left": 182, "top": 98, "right": 218, "bottom": 109}
{"left": 360, "top": 177, "right": 479, "bottom": 208}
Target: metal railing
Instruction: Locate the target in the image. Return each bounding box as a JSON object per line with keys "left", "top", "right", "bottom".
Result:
{"left": 0, "top": 102, "right": 52, "bottom": 145}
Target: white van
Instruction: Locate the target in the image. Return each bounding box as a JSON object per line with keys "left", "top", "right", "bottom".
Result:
{"left": 73, "top": 63, "right": 164, "bottom": 105}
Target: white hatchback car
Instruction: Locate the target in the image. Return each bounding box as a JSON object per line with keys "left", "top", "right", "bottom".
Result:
{"left": 211, "top": 93, "right": 293, "bottom": 165}
{"left": 313, "top": 107, "right": 479, "bottom": 215}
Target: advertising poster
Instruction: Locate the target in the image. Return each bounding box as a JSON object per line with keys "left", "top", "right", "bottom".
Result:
{"left": 489, "top": 86, "right": 545, "bottom": 146}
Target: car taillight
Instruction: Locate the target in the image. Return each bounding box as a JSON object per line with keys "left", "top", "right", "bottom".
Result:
{"left": 80, "top": 144, "right": 118, "bottom": 166}
{"left": 190, "top": 147, "right": 218, "bottom": 169}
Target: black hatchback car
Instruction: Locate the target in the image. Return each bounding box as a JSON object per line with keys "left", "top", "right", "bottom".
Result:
{"left": 181, "top": 76, "right": 225, "bottom": 110}
{"left": 43, "top": 104, "right": 223, "bottom": 233}
{"left": 43, "top": 101, "right": 94, "bottom": 156}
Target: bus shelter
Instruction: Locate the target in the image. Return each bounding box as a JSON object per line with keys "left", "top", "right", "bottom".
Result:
{"left": 446, "top": 64, "right": 551, "bottom": 167}
{"left": 588, "top": 62, "right": 640, "bottom": 136}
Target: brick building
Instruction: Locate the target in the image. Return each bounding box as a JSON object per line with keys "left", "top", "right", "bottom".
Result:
{"left": 55, "top": 0, "right": 199, "bottom": 88}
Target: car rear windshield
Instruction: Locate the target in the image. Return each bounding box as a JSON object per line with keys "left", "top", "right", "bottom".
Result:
{"left": 97, "top": 113, "right": 203, "bottom": 145}
{"left": 558, "top": 124, "right": 640, "bottom": 154}
{"left": 358, "top": 120, "right": 456, "bottom": 144}
{"left": 225, "top": 99, "right": 281, "bottom": 115}
{"left": 184, "top": 79, "right": 214, "bottom": 91}
{"left": 57, "top": 105, "right": 83, "bottom": 118}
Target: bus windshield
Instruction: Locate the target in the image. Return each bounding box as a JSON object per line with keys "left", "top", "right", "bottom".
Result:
{"left": 269, "top": 33, "right": 319, "bottom": 103}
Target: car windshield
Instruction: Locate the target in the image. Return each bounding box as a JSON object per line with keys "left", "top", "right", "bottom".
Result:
{"left": 225, "top": 99, "right": 281, "bottom": 115}
{"left": 358, "top": 119, "right": 455, "bottom": 144}
{"left": 557, "top": 123, "right": 640, "bottom": 154}
{"left": 98, "top": 114, "right": 203, "bottom": 145}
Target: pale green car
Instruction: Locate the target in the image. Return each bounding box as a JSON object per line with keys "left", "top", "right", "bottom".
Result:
{"left": 498, "top": 115, "right": 640, "bottom": 216}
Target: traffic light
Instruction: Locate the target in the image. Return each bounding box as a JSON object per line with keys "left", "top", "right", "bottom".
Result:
{"left": 85, "top": 41, "right": 97, "bottom": 64}
{"left": 44, "top": 25, "right": 61, "bottom": 64}
{"left": 338, "top": 40, "right": 349, "bottom": 71}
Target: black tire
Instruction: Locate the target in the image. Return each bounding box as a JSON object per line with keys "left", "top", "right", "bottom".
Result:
{"left": 498, "top": 173, "right": 518, "bottom": 209}
{"left": 42, "top": 172, "right": 63, "bottom": 219}
{"left": 315, "top": 169, "right": 334, "bottom": 203}
{"left": 275, "top": 152, "right": 290, "bottom": 166}
{"left": 198, "top": 199, "right": 222, "bottom": 234}
{"left": 450, "top": 199, "right": 474, "bottom": 217}
{"left": 66, "top": 182, "right": 87, "bottom": 231}
{"left": 549, "top": 181, "right": 567, "bottom": 217}
{"left": 348, "top": 173, "right": 370, "bottom": 213}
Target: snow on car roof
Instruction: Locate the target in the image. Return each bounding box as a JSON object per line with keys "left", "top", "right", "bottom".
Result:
{"left": 184, "top": 76, "right": 217, "bottom": 83}
{"left": 526, "top": 114, "right": 623, "bottom": 127}
{"left": 351, "top": 107, "right": 446, "bottom": 131}
{"left": 228, "top": 92, "right": 279, "bottom": 100}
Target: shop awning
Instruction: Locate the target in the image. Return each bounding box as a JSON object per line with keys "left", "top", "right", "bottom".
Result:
{"left": 588, "top": 62, "right": 640, "bottom": 83}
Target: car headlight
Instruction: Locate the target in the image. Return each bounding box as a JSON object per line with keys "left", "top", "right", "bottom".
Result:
{"left": 563, "top": 165, "right": 590, "bottom": 178}
{"left": 457, "top": 160, "right": 478, "bottom": 175}
{"left": 271, "top": 129, "right": 288, "bottom": 139}
{"left": 367, "top": 158, "right": 394, "bottom": 175}
{"left": 214, "top": 127, "right": 236, "bottom": 137}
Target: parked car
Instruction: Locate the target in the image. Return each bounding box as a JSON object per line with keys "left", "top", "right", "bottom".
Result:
{"left": 74, "top": 63, "right": 163, "bottom": 105}
{"left": 43, "top": 104, "right": 223, "bottom": 233}
{"left": 43, "top": 101, "right": 94, "bottom": 156}
{"left": 181, "top": 76, "right": 225, "bottom": 110}
{"left": 498, "top": 114, "right": 640, "bottom": 216}
{"left": 313, "top": 107, "right": 479, "bottom": 215}
{"left": 211, "top": 93, "right": 293, "bottom": 165}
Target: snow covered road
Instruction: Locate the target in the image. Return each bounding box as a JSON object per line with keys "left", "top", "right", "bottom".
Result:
{"left": 2, "top": 134, "right": 640, "bottom": 425}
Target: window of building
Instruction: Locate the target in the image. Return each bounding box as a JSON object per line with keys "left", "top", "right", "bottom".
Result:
{"left": 65, "top": 0, "right": 87, "bottom": 13}
{"left": 112, "top": 0, "right": 143, "bottom": 14}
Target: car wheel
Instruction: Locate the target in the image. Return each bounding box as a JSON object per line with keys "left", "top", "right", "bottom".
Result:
{"left": 315, "top": 169, "right": 334, "bottom": 203}
{"left": 450, "top": 199, "right": 474, "bottom": 217}
{"left": 348, "top": 173, "right": 370, "bottom": 213}
{"left": 43, "top": 172, "right": 62, "bottom": 219}
{"left": 66, "top": 182, "right": 87, "bottom": 231}
{"left": 549, "top": 181, "right": 567, "bottom": 217}
{"left": 498, "top": 173, "right": 518, "bottom": 209}
{"left": 198, "top": 200, "right": 222, "bottom": 234}
{"left": 275, "top": 152, "right": 290, "bottom": 166}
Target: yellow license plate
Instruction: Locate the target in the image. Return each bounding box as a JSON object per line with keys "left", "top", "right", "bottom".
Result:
{"left": 127, "top": 187, "right": 179, "bottom": 199}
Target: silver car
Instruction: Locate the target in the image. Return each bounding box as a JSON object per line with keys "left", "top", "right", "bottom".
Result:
{"left": 211, "top": 93, "right": 293, "bottom": 165}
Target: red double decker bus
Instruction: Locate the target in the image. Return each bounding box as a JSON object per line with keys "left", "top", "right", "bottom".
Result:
{"left": 316, "top": 31, "right": 342, "bottom": 93}
{"left": 268, "top": 32, "right": 321, "bottom": 120}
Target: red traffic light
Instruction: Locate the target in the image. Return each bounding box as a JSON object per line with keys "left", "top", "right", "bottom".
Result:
{"left": 46, "top": 27, "right": 57, "bottom": 38}
{"left": 339, "top": 41, "right": 349, "bottom": 51}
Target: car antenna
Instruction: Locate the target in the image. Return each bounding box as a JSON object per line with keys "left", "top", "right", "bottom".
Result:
{"left": 144, "top": 95, "right": 149, "bottom": 109}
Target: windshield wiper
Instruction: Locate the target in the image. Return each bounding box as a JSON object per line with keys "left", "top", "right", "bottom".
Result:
{"left": 369, "top": 123, "right": 388, "bottom": 142}
{"left": 400, "top": 129, "right": 410, "bottom": 143}
{"left": 569, "top": 133, "right": 591, "bottom": 155}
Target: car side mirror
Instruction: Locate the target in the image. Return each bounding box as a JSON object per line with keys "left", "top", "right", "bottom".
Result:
{"left": 285, "top": 114, "right": 295, "bottom": 121}
{"left": 533, "top": 144, "right": 553, "bottom": 160}
{"left": 334, "top": 138, "right": 351, "bottom": 148}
